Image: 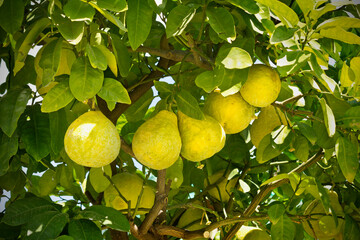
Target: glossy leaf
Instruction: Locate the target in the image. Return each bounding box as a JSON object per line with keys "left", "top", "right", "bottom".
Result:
{"left": 295, "top": 0, "right": 314, "bottom": 19}
{"left": 336, "top": 136, "right": 359, "bottom": 183}
{"left": 2, "top": 196, "right": 57, "bottom": 226}
{"left": 294, "top": 136, "right": 309, "bottom": 162}
{"left": 227, "top": 0, "right": 259, "bottom": 14}
{"left": 260, "top": 173, "right": 289, "bottom": 187}
{"left": 69, "top": 57, "right": 104, "bottom": 102}
{"left": 127, "top": 0, "right": 153, "bottom": 50}
{"left": 68, "top": 219, "right": 103, "bottom": 240}
{"left": 342, "top": 106, "right": 360, "bottom": 131}
{"left": 206, "top": 7, "right": 236, "bottom": 42}
{"left": 39, "top": 38, "right": 63, "bottom": 86}
{"left": 49, "top": 108, "right": 69, "bottom": 154}
{"left": 95, "top": 45, "right": 118, "bottom": 76}
{"left": 86, "top": 44, "right": 107, "bottom": 71}
{"left": 42, "top": 78, "right": 74, "bottom": 113}
{"left": 89, "top": 165, "right": 112, "bottom": 193}
{"left": 111, "top": 34, "right": 130, "bottom": 77}
{"left": 268, "top": 203, "right": 286, "bottom": 224}
{"left": 0, "top": 86, "right": 32, "bottom": 137}
{"left": 255, "top": 0, "right": 299, "bottom": 27}
{"left": 24, "top": 211, "right": 68, "bottom": 240}
{"left": 166, "top": 5, "right": 196, "bottom": 37}
{"left": 124, "top": 89, "right": 154, "bottom": 122}
{"left": 52, "top": 10, "right": 84, "bottom": 45}
{"left": 89, "top": 3, "right": 126, "bottom": 32}
{"left": 38, "top": 170, "right": 58, "bottom": 196}
{"left": 0, "top": 131, "right": 18, "bottom": 176}
{"left": 270, "top": 26, "right": 297, "bottom": 43}
{"left": 175, "top": 89, "right": 204, "bottom": 120}
{"left": 0, "top": 0, "right": 24, "bottom": 34}
{"left": 80, "top": 205, "right": 130, "bottom": 232}
{"left": 97, "top": 0, "right": 127, "bottom": 12}
{"left": 317, "top": 16, "right": 360, "bottom": 30}
{"left": 270, "top": 215, "right": 296, "bottom": 240}
{"left": 256, "top": 135, "right": 283, "bottom": 164}
{"left": 166, "top": 157, "right": 183, "bottom": 189}
{"left": 97, "top": 78, "right": 131, "bottom": 110}
{"left": 21, "top": 105, "right": 51, "bottom": 161}
{"left": 195, "top": 70, "right": 218, "bottom": 93}
{"left": 320, "top": 27, "right": 360, "bottom": 45}
{"left": 220, "top": 47, "right": 252, "bottom": 69}
{"left": 308, "top": 54, "right": 337, "bottom": 92}
{"left": 319, "top": 98, "right": 336, "bottom": 137}
{"left": 296, "top": 122, "right": 317, "bottom": 145}
{"left": 63, "top": 0, "right": 95, "bottom": 21}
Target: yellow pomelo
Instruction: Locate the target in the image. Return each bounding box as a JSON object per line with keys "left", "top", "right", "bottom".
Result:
{"left": 64, "top": 111, "right": 120, "bottom": 167}
{"left": 104, "top": 172, "right": 155, "bottom": 214}
{"left": 178, "top": 111, "right": 226, "bottom": 162}
{"left": 204, "top": 92, "right": 255, "bottom": 134}
{"left": 250, "top": 105, "right": 288, "bottom": 148}
{"left": 132, "top": 110, "right": 182, "bottom": 170}
{"left": 240, "top": 64, "right": 281, "bottom": 107}
{"left": 235, "top": 226, "right": 271, "bottom": 240}
{"left": 302, "top": 191, "right": 344, "bottom": 239}
{"left": 204, "top": 170, "right": 239, "bottom": 202}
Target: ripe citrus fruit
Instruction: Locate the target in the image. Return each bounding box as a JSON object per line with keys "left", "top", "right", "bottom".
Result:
{"left": 240, "top": 64, "right": 281, "bottom": 107}
{"left": 250, "top": 105, "right": 288, "bottom": 148}
{"left": 235, "top": 226, "right": 271, "bottom": 240}
{"left": 104, "top": 172, "right": 155, "bottom": 214}
{"left": 64, "top": 111, "right": 120, "bottom": 167}
{"left": 132, "top": 110, "right": 182, "bottom": 170}
{"left": 204, "top": 92, "right": 255, "bottom": 134}
{"left": 204, "top": 170, "right": 239, "bottom": 202}
{"left": 178, "top": 111, "right": 226, "bottom": 162}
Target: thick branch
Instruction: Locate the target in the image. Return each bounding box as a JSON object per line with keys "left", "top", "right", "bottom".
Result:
{"left": 223, "top": 149, "right": 324, "bottom": 240}
{"left": 155, "top": 225, "right": 210, "bottom": 240}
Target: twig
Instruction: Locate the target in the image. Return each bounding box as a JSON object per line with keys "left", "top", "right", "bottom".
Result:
{"left": 120, "top": 138, "right": 135, "bottom": 158}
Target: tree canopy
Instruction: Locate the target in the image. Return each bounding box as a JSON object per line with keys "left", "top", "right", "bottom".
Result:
{"left": 0, "top": 0, "right": 360, "bottom": 239}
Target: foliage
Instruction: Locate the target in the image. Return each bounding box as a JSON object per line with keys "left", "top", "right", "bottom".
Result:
{"left": 0, "top": 0, "right": 360, "bottom": 239}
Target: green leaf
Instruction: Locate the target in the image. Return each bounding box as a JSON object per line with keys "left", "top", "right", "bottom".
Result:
{"left": 38, "top": 169, "right": 58, "bottom": 196}
{"left": 206, "top": 7, "right": 236, "bottom": 42}
{"left": 0, "top": 86, "right": 32, "bottom": 137}
{"left": 317, "top": 16, "right": 360, "bottom": 30}
{"left": 127, "top": 0, "right": 153, "bottom": 50}
{"left": 224, "top": 134, "right": 249, "bottom": 163}
{"left": 42, "top": 78, "right": 74, "bottom": 113}
{"left": 270, "top": 215, "right": 296, "bottom": 240}
{"left": 260, "top": 173, "right": 289, "bottom": 187}
{"left": 2, "top": 196, "right": 57, "bottom": 226}
{"left": 95, "top": 45, "right": 118, "bottom": 77}
{"left": 24, "top": 211, "right": 68, "bottom": 240}
{"left": 320, "top": 27, "right": 360, "bottom": 45}
{"left": 89, "top": 165, "right": 112, "bottom": 193}
{"left": 80, "top": 205, "right": 130, "bottom": 232}
{"left": 90, "top": 3, "right": 126, "bottom": 32}
{"left": 319, "top": 98, "right": 336, "bottom": 137}
{"left": 0, "top": 131, "right": 18, "bottom": 176}
{"left": 124, "top": 89, "right": 154, "bottom": 122}
{"left": 294, "top": 136, "right": 309, "bottom": 162}
{"left": 256, "top": 134, "right": 283, "bottom": 164}
{"left": 63, "top": 0, "right": 95, "bottom": 21}
{"left": 270, "top": 26, "right": 297, "bottom": 43}
{"left": 39, "top": 38, "right": 63, "bottom": 86}
{"left": 97, "top": 0, "right": 127, "bottom": 12}
{"left": 308, "top": 54, "right": 337, "bottom": 92}
{"left": 166, "top": 157, "right": 183, "bottom": 189}
{"left": 268, "top": 203, "right": 286, "bottom": 224}
{"left": 12, "top": 56, "right": 37, "bottom": 87}
{"left": 69, "top": 56, "right": 104, "bottom": 102}
{"left": 344, "top": 215, "right": 360, "bottom": 240}
{"left": 220, "top": 47, "right": 252, "bottom": 69}
{"left": 68, "top": 219, "right": 102, "bottom": 240}
{"left": 14, "top": 18, "right": 51, "bottom": 74}
{"left": 340, "top": 63, "right": 354, "bottom": 88}
{"left": 342, "top": 106, "right": 360, "bottom": 131}
{"left": 309, "top": 3, "right": 336, "bottom": 22}
{"left": 86, "top": 44, "right": 107, "bottom": 71}
{"left": 227, "top": 0, "right": 260, "bottom": 14}
{"left": 110, "top": 34, "right": 130, "bottom": 77}
{"left": 254, "top": 0, "right": 299, "bottom": 27}
{"left": 216, "top": 67, "right": 249, "bottom": 94}
{"left": 56, "top": 236, "right": 74, "bottom": 240}
{"left": 154, "top": 81, "right": 173, "bottom": 93}
{"left": 52, "top": 9, "right": 84, "bottom": 45}
{"left": 166, "top": 5, "right": 196, "bottom": 38}
{"left": 0, "top": 0, "right": 24, "bottom": 34}
{"left": 195, "top": 70, "right": 219, "bottom": 93}
{"left": 335, "top": 136, "right": 359, "bottom": 183}
{"left": 20, "top": 105, "right": 51, "bottom": 161}
{"left": 97, "top": 78, "right": 131, "bottom": 111}
{"left": 295, "top": 0, "right": 314, "bottom": 20}
{"left": 296, "top": 122, "right": 316, "bottom": 145}
{"left": 175, "top": 89, "right": 204, "bottom": 120}
{"left": 49, "top": 108, "right": 69, "bottom": 154}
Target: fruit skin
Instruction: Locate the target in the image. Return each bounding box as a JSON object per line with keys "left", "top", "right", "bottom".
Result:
{"left": 132, "top": 110, "right": 182, "bottom": 170}
{"left": 104, "top": 172, "right": 155, "bottom": 214}
{"left": 204, "top": 92, "right": 255, "bottom": 134}
{"left": 250, "top": 105, "right": 287, "bottom": 148}
{"left": 64, "top": 111, "right": 120, "bottom": 168}
{"left": 204, "top": 170, "right": 239, "bottom": 202}
{"left": 235, "top": 226, "right": 271, "bottom": 240}
{"left": 302, "top": 191, "right": 345, "bottom": 239}
{"left": 178, "top": 111, "right": 226, "bottom": 162}
{"left": 240, "top": 64, "right": 281, "bottom": 107}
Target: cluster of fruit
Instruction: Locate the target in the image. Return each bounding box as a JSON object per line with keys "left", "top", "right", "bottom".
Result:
{"left": 132, "top": 64, "right": 282, "bottom": 170}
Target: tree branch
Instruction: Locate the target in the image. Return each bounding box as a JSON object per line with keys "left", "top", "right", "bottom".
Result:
{"left": 155, "top": 225, "right": 210, "bottom": 239}
{"left": 223, "top": 149, "right": 324, "bottom": 240}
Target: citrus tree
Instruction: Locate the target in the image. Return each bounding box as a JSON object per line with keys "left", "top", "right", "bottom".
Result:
{"left": 0, "top": 0, "right": 360, "bottom": 239}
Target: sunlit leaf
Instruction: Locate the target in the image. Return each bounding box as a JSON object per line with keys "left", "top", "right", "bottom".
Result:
{"left": 97, "top": 0, "right": 127, "bottom": 12}
{"left": 220, "top": 47, "right": 252, "bottom": 69}
{"left": 335, "top": 136, "right": 359, "bottom": 183}
{"left": 319, "top": 98, "right": 336, "bottom": 137}
{"left": 227, "top": 0, "right": 259, "bottom": 14}
{"left": 271, "top": 215, "right": 296, "bottom": 240}
{"left": 166, "top": 5, "right": 196, "bottom": 37}
{"left": 42, "top": 78, "right": 74, "bottom": 113}
{"left": 86, "top": 44, "right": 107, "bottom": 71}
{"left": 320, "top": 27, "right": 360, "bottom": 45}
{"left": 63, "top": 0, "right": 95, "bottom": 21}
{"left": 206, "top": 7, "right": 236, "bottom": 42}
{"left": 89, "top": 165, "right": 112, "bottom": 193}
{"left": 39, "top": 38, "right": 63, "bottom": 87}
{"left": 97, "top": 78, "right": 131, "bottom": 110}
{"left": 111, "top": 34, "right": 130, "bottom": 77}
{"left": 268, "top": 203, "right": 286, "bottom": 224}
{"left": 175, "top": 89, "right": 204, "bottom": 120}
{"left": 270, "top": 26, "right": 297, "bottom": 43}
